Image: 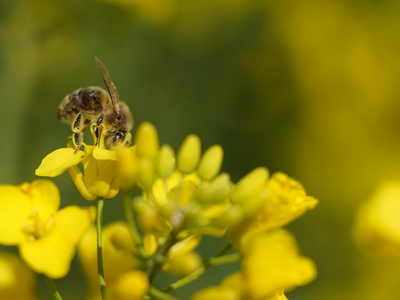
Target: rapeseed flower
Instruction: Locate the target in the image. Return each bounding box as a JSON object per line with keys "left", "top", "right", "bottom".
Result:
{"left": 226, "top": 171, "right": 318, "bottom": 250}
{"left": 0, "top": 179, "right": 95, "bottom": 278}
{"left": 36, "top": 124, "right": 122, "bottom": 200}
{"left": 199, "top": 230, "right": 316, "bottom": 300}
{"left": 239, "top": 229, "right": 316, "bottom": 299}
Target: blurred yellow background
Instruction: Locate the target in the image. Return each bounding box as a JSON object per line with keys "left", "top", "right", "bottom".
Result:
{"left": 2, "top": 0, "right": 400, "bottom": 299}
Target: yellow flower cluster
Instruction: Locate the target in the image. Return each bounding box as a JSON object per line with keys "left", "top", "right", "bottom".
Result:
{"left": 1, "top": 119, "right": 318, "bottom": 299}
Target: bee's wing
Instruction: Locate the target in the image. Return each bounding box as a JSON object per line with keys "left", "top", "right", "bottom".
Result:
{"left": 95, "top": 56, "right": 121, "bottom": 117}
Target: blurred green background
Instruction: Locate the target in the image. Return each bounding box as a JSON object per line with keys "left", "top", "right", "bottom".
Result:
{"left": 2, "top": 0, "right": 400, "bottom": 299}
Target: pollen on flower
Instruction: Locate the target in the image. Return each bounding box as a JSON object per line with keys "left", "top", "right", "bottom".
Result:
{"left": 22, "top": 209, "right": 56, "bottom": 241}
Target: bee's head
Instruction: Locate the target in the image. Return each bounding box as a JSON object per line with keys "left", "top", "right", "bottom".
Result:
{"left": 105, "top": 130, "right": 132, "bottom": 150}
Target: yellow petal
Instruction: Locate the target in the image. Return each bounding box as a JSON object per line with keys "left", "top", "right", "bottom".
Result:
{"left": 68, "top": 166, "right": 97, "bottom": 200}
{"left": 19, "top": 205, "right": 95, "bottom": 278}
{"left": 82, "top": 150, "right": 98, "bottom": 193}
{"left": 0, "top": 185, "right": 32, "bottom": 245}
{"left": 35, "top": 148, "right": 85, "bottom": 177}
{"left": 242, "top": 230, "right": 317, "bottom": 299}
{"left": 29, "top": 180, "right": 60, "bottom": 220}
{"left": 93, "top": 147, "right": 118, "bottom": 161}
{"left": 91, "top": 160, "right": 119, "bottom": 199}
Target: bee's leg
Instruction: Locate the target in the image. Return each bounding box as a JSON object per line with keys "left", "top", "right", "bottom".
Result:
{"left": 94, "top": 114, "right": 104, "bottom": 146}
{"left": 71, "top": 111, "right": 86, "bottom": 153}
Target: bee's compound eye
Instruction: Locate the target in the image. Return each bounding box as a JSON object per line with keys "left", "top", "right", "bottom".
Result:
{"left": 115, "top": 133, "right": 124, "bottom": 140}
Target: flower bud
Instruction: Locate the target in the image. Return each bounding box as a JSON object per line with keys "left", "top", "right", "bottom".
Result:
{"left": 230, "top": 167, "right": 269, "bottom": 203}
{"left": 198, "top": 173, "right": 233, "bottom": 203}
{"left": 158, "top": 144, "right": 175, "bottom": 178}
{"left": 143, "top": 233, "right": 158, "bottom": 257}
{"left": 177, "top": 134, "right": 201, "bottom": 174}
{"left": 107, "top": 270, "right": 149, "bottom": 300}
{"left": 138, "top": 158, "right": 156, "bottom": 189}
{"left": 213, "top": 205, "right": 243, "bottom": 229}
{"left": 198, "top": 145, "right": 223, "bottom": 181}
{"left": 135, "top": 121, "right": 159, "bottom": 158}
{"left": 111, "top": 226, "right": 130, "bottom": 250}
{"left": 115, "top": 146, "right": 139, "bottom": 191}
{"left": 166, "top": 251, "right": 203, "bottom": 277}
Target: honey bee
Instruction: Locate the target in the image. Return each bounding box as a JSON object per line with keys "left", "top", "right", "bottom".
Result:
{"left": 57, "top": 57, "right": 133, "bottom": 152}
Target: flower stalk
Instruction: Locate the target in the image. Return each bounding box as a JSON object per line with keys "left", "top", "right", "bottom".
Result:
{"left": 97, "top": 198, "right": 106, "bottom": 300}
{"left": 123, "top": 191, "right": 148, "bottom": 260}
{"left": 161, "top": 244, "right": 237, "bottom": 293}
{"left": 45, "top": 275, "right": 63, "bottom": 300}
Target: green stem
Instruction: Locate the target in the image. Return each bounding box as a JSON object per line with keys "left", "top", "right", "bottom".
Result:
{"left": 45, "top": 276, "right": 63, "bottom": 300}
{"left": 148, "top": 286, "right": 184, "bottom": 300}
{"left": 122, "top": 191, "right": 148, "bottom": 260}
{"left": 146, "top": 230, "right": 178, "bottom": 282}
{"left": 214, "top": 243, "right": 233, "bottom": 257}
{"left": 97, "top": 198, "right": 106, "bottom": 300}
{"left": 204, "top": 252, "right": 241, "bottom": 266}
{"left": 161, "top": 244, "right": 236, "bottom": 293}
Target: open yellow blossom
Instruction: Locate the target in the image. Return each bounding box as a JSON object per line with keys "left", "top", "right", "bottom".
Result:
{"left": 240, "top": 229, "right": 316, "bottom": 299}
{"left": 218, "top": 230, "right": 315, "bottom": 299}
{"left": 0, "top": 253, "right": 37, "bottom": 300}
{"left": 78, "top": 222, "right": 141, "bottom": 300}
{"left": 226, "top": 172, "right": 318, "bottom": 250}
{"left": 36, "top": 124, "right": 122, "bottom": 200}
{"left": 0, "top": 180, "right": 95, "bottom": 278}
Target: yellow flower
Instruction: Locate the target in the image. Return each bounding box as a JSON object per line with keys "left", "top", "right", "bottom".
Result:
{"left": 0, "top": 253, "right": 37, "bottom": 300}
{"left": 78, "top": 222, "right": 141, "bottom": 300}
{"left": 240, "top": 229, "right": 316, "bottom": 299}
{"left": 226, "top": 172, "right": 318, "bottom": 250}
{"left": 0, "top": 180, "right": 95, "bottom": 278}
{"left": 36, "top": 124, "right": 122, "bottom": 200}
{"left": 353, "top": 180, "right": 400, "bottom": 257}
